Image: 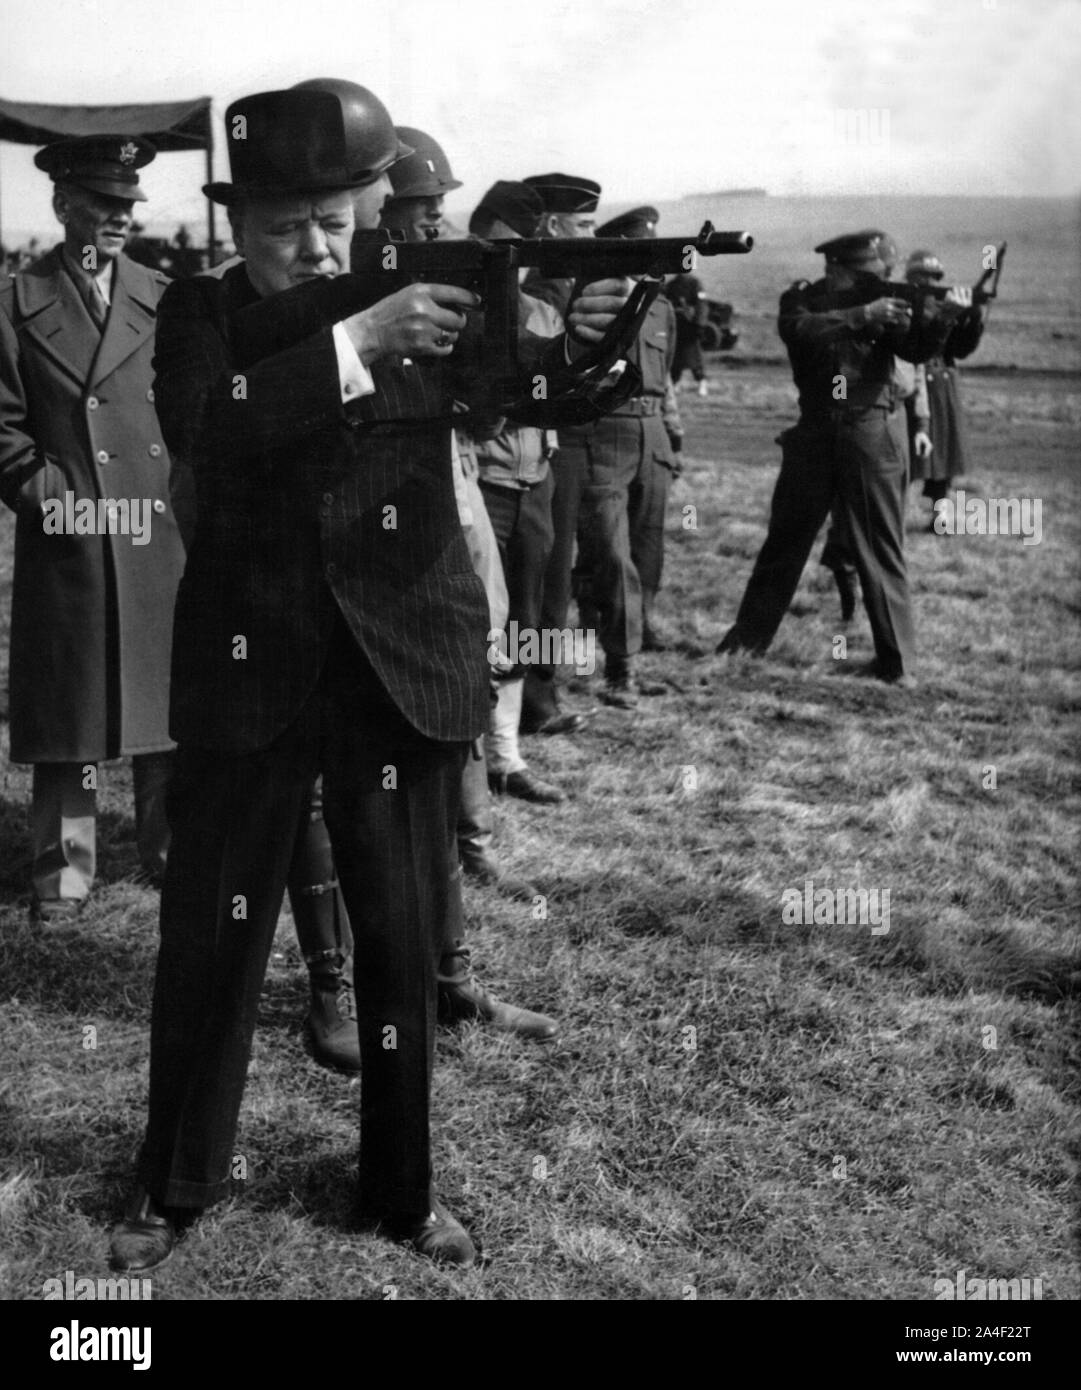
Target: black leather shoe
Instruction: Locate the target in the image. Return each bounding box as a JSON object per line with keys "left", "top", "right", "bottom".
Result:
{"left": 305, "top": 952, "right": 361, "bottom": 1073}
{"left": 488, "top": 768, "right": 565, "bottom": 804}
{"left": 521, "top": 709, "right": 592, "bottom": 736}
{"left": 439, "top": 954, "right": 559, "bottom": 1042}
{"left": 460, "top": 854, "right": 539, "bottom": 902}
{"left": 851, "top": 660, "right": 918, "bottom": 690}
{"left": 108, "top": 1188, "right": 179, "bottom": 1273}
{"left": 387, "top": 1199, "right": 476, "bottom": 1267}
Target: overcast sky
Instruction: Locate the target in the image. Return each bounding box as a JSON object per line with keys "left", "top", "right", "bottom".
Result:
{"left": 2, "top": 0, "right": 1079, "bottom": 241}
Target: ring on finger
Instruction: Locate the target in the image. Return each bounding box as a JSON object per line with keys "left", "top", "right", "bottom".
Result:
{"left": 435, "top": 333, "right": 452, "bottom": 348}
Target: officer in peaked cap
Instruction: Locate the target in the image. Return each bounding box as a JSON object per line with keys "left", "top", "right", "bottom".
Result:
{"left": 468, "top": 180, "right": 543, "bottom": 239}
{"left": 717, "top": 227, "right": 961, "bottom": 684}
{"left": 813, "top": 228, "right": 892, "bottom": 268}
{"left": 34, "top": 134, "right": 157, "bottom": 201}
{"left": 1, "top": 133, "right": 183, "bottom": 923}
{"left": 570, "top": 206, "right": 683, "bottom": 700}
{"left": 523, "top": 172, "right": 601, "bottom": 239}
{"left": 596, "top": 205, "right": 659, "bottom": 240}
{"left": 379, "top": 126, "right": 463, "bottom": 241}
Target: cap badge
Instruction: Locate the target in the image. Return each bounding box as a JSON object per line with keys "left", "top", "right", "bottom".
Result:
{"left": 118, "top": 141, "right": 139, "bottom": 165}
{"left": 426, "top": 159, "right": 435, "bottom": 173}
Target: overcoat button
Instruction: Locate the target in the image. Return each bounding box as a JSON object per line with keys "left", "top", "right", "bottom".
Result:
{"left": 153, "top": 499, "right": 166, "bottom": 514}
{"left": 148, "top": 443, "right": 162, "bottom": 457}
{"left": 147, "top": 388, "right": 155, "bottom": 402}
{"left": 96, "top": 450, "right": 109, "bottom": 464}
{"left": 87, "top": 396, "right": 99, "bottom": 410}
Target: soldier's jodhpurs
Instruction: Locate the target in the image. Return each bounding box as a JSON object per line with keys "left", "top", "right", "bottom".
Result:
{"left": 726, "top": 408, "right": 915, "bottom": 676}
{"left": 137, "top": 628, "right": 468, "bottom": 1220}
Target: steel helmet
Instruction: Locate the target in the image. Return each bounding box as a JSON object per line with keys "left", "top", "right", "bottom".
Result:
{"left": 386, "top": 126, "right": 462, "bottom": 199}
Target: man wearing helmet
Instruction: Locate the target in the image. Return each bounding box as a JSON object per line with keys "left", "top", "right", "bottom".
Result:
{"left": 108, "top": 80, "right": 631, "bottom": 1274}
{"left": 904, "top": 248, "right": 989, "bottom": 526}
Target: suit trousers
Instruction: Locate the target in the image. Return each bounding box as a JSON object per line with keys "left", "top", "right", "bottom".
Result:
{"left": 31, "top": 753, "right": 173, "bottom": 901}
{"left": 137, "top": 626, "right": 468, "bottom": 1219}
{"left": 723, "top": 410, "right": 915, "bottom": 676}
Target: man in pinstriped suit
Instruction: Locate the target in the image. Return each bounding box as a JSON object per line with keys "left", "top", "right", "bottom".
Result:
{"left": 108, "top": 82, "right": 633, "bottom": 1273}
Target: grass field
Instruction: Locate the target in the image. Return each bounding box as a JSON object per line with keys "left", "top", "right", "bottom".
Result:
{"left": 1, "top": 351, "right": 1077, "bottom": 1301}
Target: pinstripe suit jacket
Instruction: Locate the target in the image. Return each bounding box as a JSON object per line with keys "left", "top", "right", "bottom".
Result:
{"left": 154, "top": 262, "right": 518, "bottom": 752}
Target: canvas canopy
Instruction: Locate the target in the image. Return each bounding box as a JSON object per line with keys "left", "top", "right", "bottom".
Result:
{"left": 0, "top": 96, "right": 215, "bottom": 251}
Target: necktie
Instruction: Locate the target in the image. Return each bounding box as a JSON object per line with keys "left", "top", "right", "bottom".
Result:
{"left": 83, "top": 275, "right": 108, "bottom": 332}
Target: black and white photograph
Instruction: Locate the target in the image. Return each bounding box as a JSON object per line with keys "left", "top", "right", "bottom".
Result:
{"left": 0, "top": 0, "right": 1078, "bottom": 1332}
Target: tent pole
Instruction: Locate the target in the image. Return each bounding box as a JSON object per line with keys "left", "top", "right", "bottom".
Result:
{"left": 205, "top": 133, "right": 216, "bottom": 267}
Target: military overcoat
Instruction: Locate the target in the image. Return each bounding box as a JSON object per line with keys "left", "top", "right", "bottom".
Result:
{"left": 0, "top": 247, "right": 186, "bottom": 762}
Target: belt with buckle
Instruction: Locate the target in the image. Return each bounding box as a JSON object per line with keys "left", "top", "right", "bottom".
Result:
{"left": 612, "top": 396, "right": 662, "bottom": 417}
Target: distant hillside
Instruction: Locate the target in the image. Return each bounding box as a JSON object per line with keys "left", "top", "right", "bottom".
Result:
{"left": 688, "top": 188, "right": 768, "bottom": 199}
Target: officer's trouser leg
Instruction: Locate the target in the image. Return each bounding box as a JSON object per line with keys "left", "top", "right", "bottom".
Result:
{"left": 578, "top": 424, "right": 642, "bottom": 660}
{"left": 839, "top": 411, "right": 915, "bottom": 677}
{"left": 133, "top": 752, "right": 174, "bottom": 882}
{"left": 723, "top": 427, "right": 834, "bottom": 653}
{"left": 629, "top": 449, "right": 670, "bottom": 597}
{"left": 819, "top": 502, "right": 857, "bottom": 583}
{"left": 31, "top": 762, "right": 96, "bottom": 903}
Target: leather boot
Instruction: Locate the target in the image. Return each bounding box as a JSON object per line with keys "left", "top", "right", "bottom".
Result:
{"left": 288, "top": 780, "right": 360, "bottom": 1073}
{"left": 600, "top": 654, "right": 666, "bottom": 709}
{"left": 438, "top": 944, "right": 558, "bottom": 1041}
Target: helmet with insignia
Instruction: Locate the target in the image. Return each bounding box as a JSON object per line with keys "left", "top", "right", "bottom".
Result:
{"left": 522, "top": 172, "right": 602, "bottom": 214}
{"left": 385, "top": 127, "right": 462, "bottom": 199}
{"left": 34, "top": 135, "right": 156, "bottom": 202}
{"left": 203, "top": 80, "right": 412, "bottom": 204}
{"left": 596, "top": 206, "right": 660, "bottom": 239}
{"left": 905, "top": 248, "right": 945, "bottom": 282}
{"left": 814, "top": 228, "right": 893, "bottom": 269}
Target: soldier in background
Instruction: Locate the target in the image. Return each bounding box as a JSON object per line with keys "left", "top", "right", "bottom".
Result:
{"left": 905, "top": 248, "right": 989, "bottom": 528}
{"left": 517, "top": 172, "right": 602, "bottom": 735}
{"left": 467, "top": 181, "right": 568, "bottom": 804}
{"left": 717, "top": 230, "right": 961, "bottom": 685}
{"left": 666, "top": 270, "right": 710, "bottom": 396}
{"left": 0, "top": 136, "right": 185, "bottom": 920}
{"left": 574, "top": 205, "right": 683, "bottom": 704}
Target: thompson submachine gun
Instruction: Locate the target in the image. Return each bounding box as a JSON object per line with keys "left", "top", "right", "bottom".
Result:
{"left": 230, "top": 221, "right": 753, "bottom": 414}
{"left": 869, "top": 241, "right": 1008, "bottom": 312}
